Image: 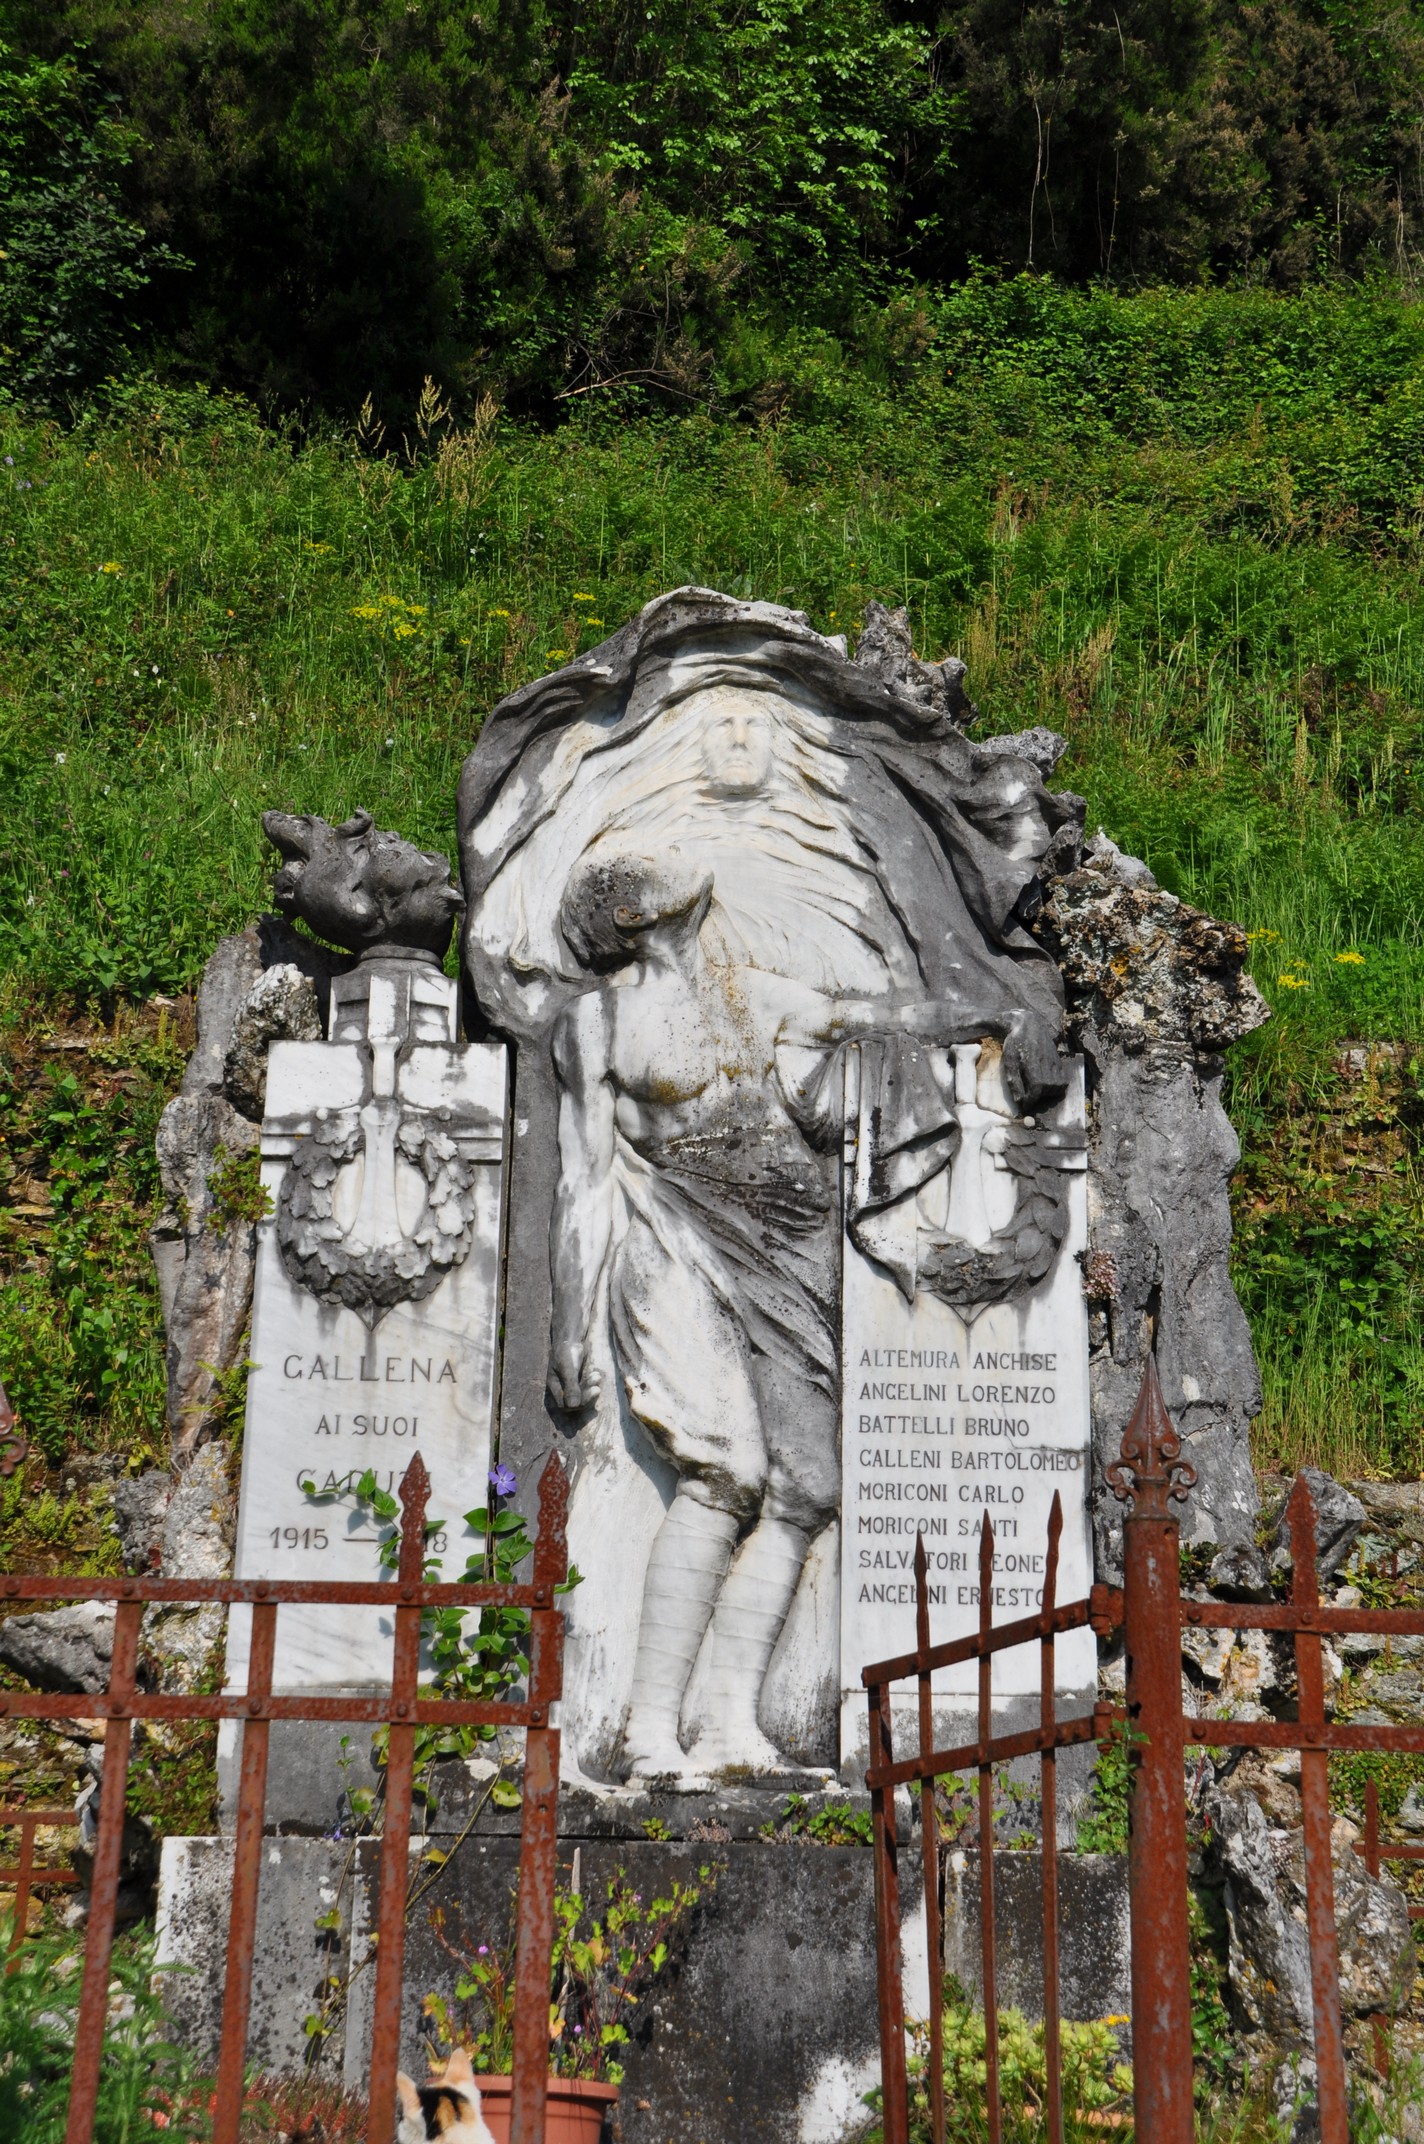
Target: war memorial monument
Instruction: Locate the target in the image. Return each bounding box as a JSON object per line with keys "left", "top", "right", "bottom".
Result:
{"left": 146, "top": 588, "right": 1269, "bottom": 2137}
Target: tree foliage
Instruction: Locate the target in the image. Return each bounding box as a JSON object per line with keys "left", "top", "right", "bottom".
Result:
{"left": 5, "top": 1, "right": 1424, "bottom": 412}
{"left": 0, "top": 39, "right": 182, "bottom": 403}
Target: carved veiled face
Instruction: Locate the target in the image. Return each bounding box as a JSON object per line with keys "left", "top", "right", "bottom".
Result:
{"left": 697, "top": 687, "right": 774, "bottom": 798}
{"left": 965, "top": 761, "right": 1051, "bottom": 865}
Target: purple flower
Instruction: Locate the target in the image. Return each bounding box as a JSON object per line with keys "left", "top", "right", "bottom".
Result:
{"left": 477, "top": 1945, "right": 489, "bottom": 1957}
{"left": 489, "top": 1462, "right": 517, "bottom": 1498}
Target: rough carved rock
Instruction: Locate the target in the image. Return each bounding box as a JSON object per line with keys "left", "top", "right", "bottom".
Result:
{"left": 223, "top": 962, "right": 321, "bottom": 1121}
{"left": 851, "top": 598, "right": 977, "bottom": 727}
{"left": 148, "top": 1444, "right": 234, "bottom": 1691}
{"left": 71, "top": 1769, "right": 158, "bottom": 1932}
{"left": 151, "top": 930, "right": 264, "bottom": 1458}
{"left": 152, "top": 922, "right": 347, "bottom": 1457}
{"left": 0, "top": 1600, "right": 115, "bottom": 1694}
{"left": 976, "top": 726, "right": 1070, "bottom": 778}
{"left": 1040, "top": 840, "right": 1270, "bottom": 1060}
{"left": 1181, "top": 1623, "right": 1284, "bottom": 1718}
{"left": 1036, "top": 840, "right": 1271, "bottom": 1553}
{"left": 111, "top": 1470, "right": 172, "bottom": 1575}
{"left": 1208, "top": 1543, "right": 1275, "bottom": 1601}
{"left": 1208, "top": 1783, "right": 1415, "bottom": 2050}
{"left": 1266, "top": 1471, "right": 1366, "bottom": 1582}
{"left": 160, "top": 1443, "right": 234, "bottom": 1582}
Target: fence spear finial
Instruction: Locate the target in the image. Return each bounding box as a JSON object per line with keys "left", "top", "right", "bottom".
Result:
{"left": 1104, "top": 1355, "right": 1195, "bottom": 1519}
{"left": 397, "top": 1451, "right": 432, "bottom": 1585}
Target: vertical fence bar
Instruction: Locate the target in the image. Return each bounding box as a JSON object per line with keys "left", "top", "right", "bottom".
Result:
{"left": 1108, "top": 1359, "right": 1194, "bottom": 2144}
{"left": 1040, "top": 1495, "right": 1064, "bottom": 2144}
{"left": 914, "top": 1535, "right": 945, "bottom": 2144}
{"left": 870, "top": 1673, "right": 909, "bottom": 2144}
{"left": 1364, "top": 1779, "right": 1388, "bottom": 2076}
{"left": 211, "top": 1594, "right": 278, "bottom": 2144}
{"left": 64, "top": 1594, "right": 143, "bottom": 2144}
{"left": 977, "top": 1515, "right": 1000, "bottom": 2144}
{"left": 510, "top": 1663, "right": 558, "bottom": 2144}
{"left": 509, "top": 1453, "right": 569, "bottom": 2144}
{"left": 1289, "top": 1478, "right": 1350, "bottom": 2144}
{"left": 366, "top": 1454, "right": 430, "bottom": 2144}
{"left": 6, "top": 1811, "right": 36, "bottom": 1955}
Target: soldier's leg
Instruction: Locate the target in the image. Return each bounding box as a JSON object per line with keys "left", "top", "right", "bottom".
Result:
{"left": 690, "top": 1371, "right": 839, "bottom": 1773}
{"left": 622, "top": 1483, "right": 742, "bottom": 1779}
{"left": 614, "top": 1218, "right": 767, "bottom": 1778}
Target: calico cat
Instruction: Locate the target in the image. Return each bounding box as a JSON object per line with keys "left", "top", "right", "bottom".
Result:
{"left": 395, "top": 2048, "right": 498, "bottom": 2144}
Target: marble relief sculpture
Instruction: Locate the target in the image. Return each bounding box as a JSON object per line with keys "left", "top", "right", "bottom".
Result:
{"left": 458, "top": 589, "right": 1081, "bottom": 1783}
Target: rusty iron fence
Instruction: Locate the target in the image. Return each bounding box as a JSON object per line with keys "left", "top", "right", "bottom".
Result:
{"left": 0, "top": 1803, "right": 80, "bottom": 1953}
{"left": 1359, "top": 1777, "right": 1424, "bottom": 1917}
{"left": 865, "top": 1358, "right": 1424, "bottom": 2144}
{"left": 0, "top": 1448, "right": 568, "bottom": 2144}
{"left": 865, "top": 1490, "right": 1116, "bottom": 2144}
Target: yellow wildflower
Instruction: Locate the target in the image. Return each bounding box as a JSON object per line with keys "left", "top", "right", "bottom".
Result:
{"left": 1277, "top": 974, "right": 1310, "bottom": 989}
{"left": 351, "top": 604, "right": 383, "bottom": 620}
{"left": 491, "top": 608, "right": 511, "bottom": 618}
{"left": 304, "top": 540, "right": 332, "bottom": 554}
{"left": 547, "top": 649, "right": 569, "bottom": 661}
{"left": 572, "top": 592, "right": 597, "bottom": 601}
{"left": 586, "top": 618, "right": 604, "bottom": 627}
{"left": 1246, "top": 927, "right": 1281, "bottom": 943}
{"left": 1334, "top": 951, "right": 1366, "bottom": 965}
{"left": 392, "top": 622, "right": 417, "bottom": 639}
{"left": 99, "top": 561, "right": 123, "bottom": 575}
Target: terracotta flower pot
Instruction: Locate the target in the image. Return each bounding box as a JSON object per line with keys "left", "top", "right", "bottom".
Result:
{"left": 475, "top": 2075, "right": 620, "bottom": 2144}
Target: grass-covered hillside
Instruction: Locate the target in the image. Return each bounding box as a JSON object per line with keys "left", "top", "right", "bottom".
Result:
{"left": 1, "top": 276, "right": 1422, "bottom": 1515}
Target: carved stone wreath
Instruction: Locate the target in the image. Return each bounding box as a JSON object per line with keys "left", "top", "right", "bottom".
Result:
{"left": 277, "top": 1111, "right": 480, "bottom": 1326}
{"left": 915, "top": 1118, "right": 1081, "bottom": 1312}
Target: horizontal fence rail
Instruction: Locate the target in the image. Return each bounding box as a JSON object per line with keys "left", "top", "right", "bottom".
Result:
{"left": 0, "top": 1449, "right": 569, "bottom": 2144}
{"left": 864, "top": 1357, "right": 1424, "bottom": 2144}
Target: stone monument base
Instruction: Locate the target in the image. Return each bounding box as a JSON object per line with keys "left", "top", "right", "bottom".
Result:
{"left": 158, "top": 1778, "right": 1129, "bottom": 2144}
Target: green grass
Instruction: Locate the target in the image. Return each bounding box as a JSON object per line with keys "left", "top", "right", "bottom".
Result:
{"left": 0, "top": 276, "right": 1421, "bottom": 1477}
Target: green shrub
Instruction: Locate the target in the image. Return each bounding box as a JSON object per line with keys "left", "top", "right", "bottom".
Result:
{"left": 0, "top": 1920, "right": 210, "bottom": 2142}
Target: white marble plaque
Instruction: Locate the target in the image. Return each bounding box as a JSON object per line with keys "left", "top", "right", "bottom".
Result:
{"left": 839, "top": 1040, "right": 1095, "bottom": 1749}
{"left": 227, "top": 1017, "right": 507, "bottom": 1694}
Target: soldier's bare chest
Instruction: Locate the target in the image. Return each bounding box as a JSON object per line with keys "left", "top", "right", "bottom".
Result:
{"left": 608, "top": 974, "right": 774, "bottom": 1103}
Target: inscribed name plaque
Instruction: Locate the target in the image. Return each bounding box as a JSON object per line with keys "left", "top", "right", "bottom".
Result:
{"left": 228, "top": 949, "right": 507, "bottom": 1694}
{"left": 840, "top": 1039, "right": 1094, "bottom": 1748}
